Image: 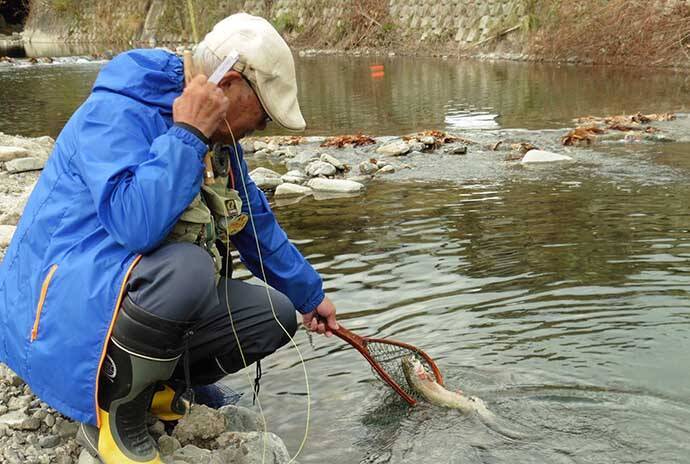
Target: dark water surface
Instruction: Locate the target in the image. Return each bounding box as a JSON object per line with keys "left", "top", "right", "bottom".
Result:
{"left": 1, "top": 51, "right": 690, "bottom": 463}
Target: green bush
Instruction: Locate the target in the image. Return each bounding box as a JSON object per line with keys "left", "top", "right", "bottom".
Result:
{"left": 273, "top": 12, "right": 300, "bottom": 33}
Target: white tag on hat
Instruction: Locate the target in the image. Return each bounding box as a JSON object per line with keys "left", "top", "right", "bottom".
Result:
{"left": 208, "top": 50, "right": 240, "bottom": 85}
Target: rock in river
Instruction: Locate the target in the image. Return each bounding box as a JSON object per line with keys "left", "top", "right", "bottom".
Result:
{"left": 521, "top": 149, "right": 573, "bottom": 164}
{"left": 275, "top": 183, "right": 313, "bottom": 197}
{"left": 306, "top": 178, "right": 364, "bottom": 193}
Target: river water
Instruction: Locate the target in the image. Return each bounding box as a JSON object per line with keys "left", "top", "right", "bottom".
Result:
{"left": 1, "top": 50, "right": 690, "bottom": 463}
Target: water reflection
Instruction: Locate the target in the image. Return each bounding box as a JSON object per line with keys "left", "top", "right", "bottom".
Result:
{"left": 0, "top": 53, "right": 687, "bottom": 138}
{"left": 250, "top": 178, "right": 690, "bottom": 463}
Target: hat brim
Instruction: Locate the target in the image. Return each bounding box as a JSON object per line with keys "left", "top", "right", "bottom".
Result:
{"left": 251, "top": 71, "right": 306, "bottom": 132}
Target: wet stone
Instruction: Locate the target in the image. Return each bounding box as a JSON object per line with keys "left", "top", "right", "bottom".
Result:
{"left": 446, "top": 145, "right": 468, "bottom": 155}
{"left": 38, "top": 434, "right": 60, "bottom": 448}
{"left": 359, "top": 161, "right": 378, "bottom": 174}
{"left": 320, "top": 153, "right": 344, "bottom": 170}
{"left": 376, "top": 141, "right": 410, "bottom": 156}
{"left": 305, "top": 160, "right": 336, "bottom": 177}
{"left": 159, "top": 434, "right": 182, "bottom": 456}
{"left": 5, "top": 157, "right": 45, "bottom": 173}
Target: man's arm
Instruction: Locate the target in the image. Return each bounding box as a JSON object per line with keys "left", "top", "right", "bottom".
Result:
{"left": 227, "top": 146, "right": 325, "bottom": 315}
{"left": 75, "top": 75, "right": 229, "bottom": 253}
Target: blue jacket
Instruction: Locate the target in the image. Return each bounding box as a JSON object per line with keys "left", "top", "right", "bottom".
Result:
{"left": 0, "top": 49, "right": 323, "bottom": 426}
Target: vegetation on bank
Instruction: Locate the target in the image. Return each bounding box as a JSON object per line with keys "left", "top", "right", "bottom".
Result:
{"left": 527, "top": 0, "right": 690, "bottom": 66}
{"left": 16, "top": 0, "right": 690, "bottom": 67}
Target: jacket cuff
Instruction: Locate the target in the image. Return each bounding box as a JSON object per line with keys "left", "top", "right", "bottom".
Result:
{"left": 170, "top": 123, "right": 210, "bottom": 155}
{"left": 296, "top": 289, "right": 326, "bottom": 314}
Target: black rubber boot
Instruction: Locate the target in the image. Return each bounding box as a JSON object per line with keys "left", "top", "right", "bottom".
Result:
{"left": 77, "top": 297, "right": 192, "bottom": 463}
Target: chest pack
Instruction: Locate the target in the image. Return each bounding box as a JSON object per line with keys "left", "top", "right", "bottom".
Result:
{"left": 165, "top": 172, "right": 248, "bottom": 279}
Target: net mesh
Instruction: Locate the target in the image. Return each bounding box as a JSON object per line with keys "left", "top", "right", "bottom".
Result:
{"left": 365, "top": 341, "right": 437, "bottom": 400}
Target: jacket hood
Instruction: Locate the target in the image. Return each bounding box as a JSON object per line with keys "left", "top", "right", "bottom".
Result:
{"left": 92, "top": 49, "right": 183, "bottom": 117}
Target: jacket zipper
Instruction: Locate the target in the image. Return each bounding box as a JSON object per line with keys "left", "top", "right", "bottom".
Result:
{"left": 30, "top": 264, "right": 58, "bottom": 342}
{"left": 94, "top": 254, "right": 141, "bottom": 427}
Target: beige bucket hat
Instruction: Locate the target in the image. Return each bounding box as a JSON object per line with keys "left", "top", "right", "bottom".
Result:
{"left": 194, "top": 13, "right": 306, "bottom": 131}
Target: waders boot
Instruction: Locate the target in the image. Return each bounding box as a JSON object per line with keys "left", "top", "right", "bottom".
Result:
{"left": 77, "top": 297, "right": 192, "bottom": 463}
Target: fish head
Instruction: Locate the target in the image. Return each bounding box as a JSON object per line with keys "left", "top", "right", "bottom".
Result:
{"left": 401, "top": 356, "right": 430, "bottom": 381}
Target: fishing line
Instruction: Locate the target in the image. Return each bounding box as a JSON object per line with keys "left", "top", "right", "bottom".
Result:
{"left": 225, "top": 118, "right": 312, "bottom": 464}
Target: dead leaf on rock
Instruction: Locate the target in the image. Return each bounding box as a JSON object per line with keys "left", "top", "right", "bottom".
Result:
{"left": 321, "top": 134, "right": 376, "bottom": 148}
{"left": 562, "top": 126, "right": 606, "bottom": 146}
{"left": 608, "top": 123, "right": 642, "bottom": 132}
{"left": 510, "top": 142, "right": 538, "bottom": 153}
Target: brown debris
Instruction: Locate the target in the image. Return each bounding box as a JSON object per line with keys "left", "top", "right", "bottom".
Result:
{"left": 575, "top": 112, "right": 676, "bottom": 127}
{"left": 321, "top": 134, "right": 376, "bottom": 148}
{"left": 402, "top": 130, "right": 471, "bottom": 145}
{"left": 566, "top": 112, "right": 675, "bottom": 146}
{"left": 561, "top": 126, "right": 606, "bottom": 146}
{"left": 511, "top": 142, "right": 538, "bottom": 154}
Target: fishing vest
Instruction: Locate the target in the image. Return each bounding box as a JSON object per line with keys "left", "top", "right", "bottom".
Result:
{"left": 165, "top": 152, "right": 248, "bottom": 281}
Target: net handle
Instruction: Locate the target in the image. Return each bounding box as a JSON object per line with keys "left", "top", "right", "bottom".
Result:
{"left": 329, "top": 324, "right": 417, "bottom": 406}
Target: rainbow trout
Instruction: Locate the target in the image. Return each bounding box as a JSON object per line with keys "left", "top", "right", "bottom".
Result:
{"left": 401, "top": 356, "right": 492, "bottom": 416}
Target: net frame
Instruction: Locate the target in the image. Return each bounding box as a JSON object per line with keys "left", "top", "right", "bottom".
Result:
{"left": 332, "top": 324, "right": 443, "bottom": 406}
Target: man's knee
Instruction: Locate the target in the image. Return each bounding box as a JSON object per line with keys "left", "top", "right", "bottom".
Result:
{"left": 272, "top": 290, "right": 298, "bottom": 340}
{"left": 128, "top": 242, "right": 217, "bottom": 320}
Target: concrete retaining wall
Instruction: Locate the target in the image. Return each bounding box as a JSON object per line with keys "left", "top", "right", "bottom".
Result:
{"left": 23, "top": 0, "right": 527, "bottom": 48}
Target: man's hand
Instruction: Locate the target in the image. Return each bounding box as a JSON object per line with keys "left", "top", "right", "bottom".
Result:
{"left": 302, "top": 296, "right": 338, "bottom": 337}
{"left": 173, "top": 75, "right": 229, "bottom": 138}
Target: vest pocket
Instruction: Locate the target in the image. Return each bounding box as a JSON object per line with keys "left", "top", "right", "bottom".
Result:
{"left": 30, "top": 264, "right": 58, "bottom": 342}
